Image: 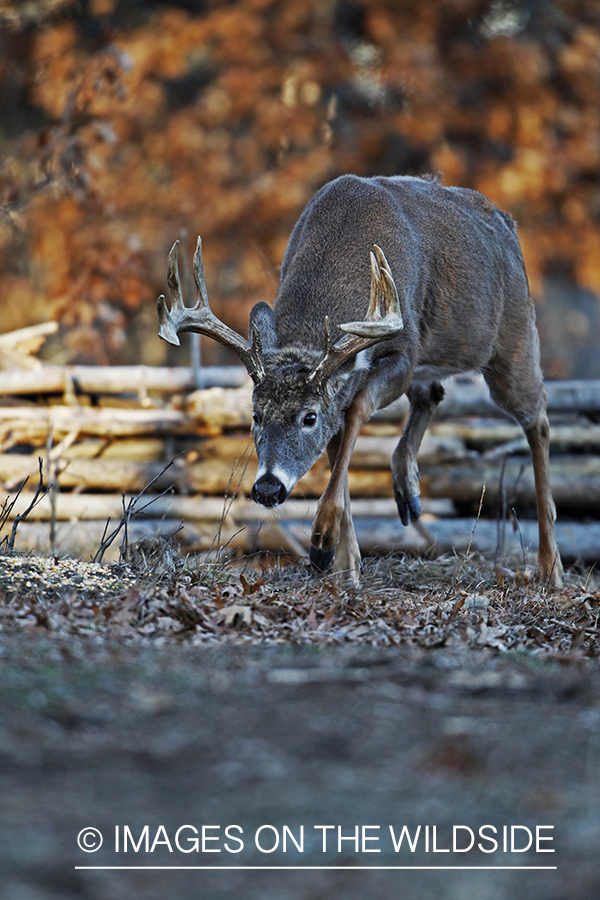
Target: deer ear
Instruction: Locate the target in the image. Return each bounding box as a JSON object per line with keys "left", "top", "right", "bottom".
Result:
{"left": 249, "top": 302, "right": 278, "bottom": 353}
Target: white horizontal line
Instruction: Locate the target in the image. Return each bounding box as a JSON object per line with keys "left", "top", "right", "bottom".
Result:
{"left": 75, "top": 865, "right": 558, "bottom": 871}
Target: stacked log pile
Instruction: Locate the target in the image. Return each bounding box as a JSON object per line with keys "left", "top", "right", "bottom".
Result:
{"left": 1, "top": 328, "right": 599, "bottom": 565}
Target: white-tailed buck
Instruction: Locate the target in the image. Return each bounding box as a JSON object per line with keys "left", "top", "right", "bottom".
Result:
{"left": 157, "top": 174, "right": 563, "bottom": 586}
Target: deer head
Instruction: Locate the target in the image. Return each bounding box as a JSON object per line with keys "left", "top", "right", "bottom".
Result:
{"left": 157, "top": 239, "right": 403, "bottom": 508}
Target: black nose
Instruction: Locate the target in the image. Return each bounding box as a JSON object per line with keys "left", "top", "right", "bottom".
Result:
{"left": 252, "top": 473, "right": 288, "bottom": 508}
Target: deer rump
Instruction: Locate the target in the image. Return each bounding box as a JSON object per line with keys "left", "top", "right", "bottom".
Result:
{"left": 157, "top": 174, "right": 563, "bottom": 587}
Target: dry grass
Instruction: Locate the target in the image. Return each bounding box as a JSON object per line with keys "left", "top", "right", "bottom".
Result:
{"left": 1, "top": 539, "right": 598, "bottom": 659}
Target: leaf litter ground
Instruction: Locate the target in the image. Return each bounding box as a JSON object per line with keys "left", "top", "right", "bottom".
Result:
{"left": 0, "top": 541, "right": 598, "bottom": 657}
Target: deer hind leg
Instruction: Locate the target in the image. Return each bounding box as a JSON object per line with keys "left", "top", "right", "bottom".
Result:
{"left": 392, "top": 382, "right": 444, "bottom": 525}
{"left": 483, "top": 350, "right": 563, "bottom": 587}
{"left": 525, "top": 407, "right": 563, "bottom": 585}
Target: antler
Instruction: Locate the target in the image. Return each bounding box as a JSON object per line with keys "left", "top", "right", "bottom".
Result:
{"left": 157, "top": 237, "right": 265, "bottom": 383}
{"left": 307, "top": 245, "right": 404, "bottom": 387}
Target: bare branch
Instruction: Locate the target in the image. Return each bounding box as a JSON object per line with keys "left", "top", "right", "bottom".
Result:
{"left": 6, "top": 459, "right": 49, "bottom": 553}
{"left": 93, "top": 453, "right": 184, "bottom": 564}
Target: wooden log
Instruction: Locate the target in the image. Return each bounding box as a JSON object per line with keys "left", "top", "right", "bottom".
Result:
{"left": 9, "top": 519, "right": 244, "bottom": 562}
{"left": 0, "top": 408, "right": 192, "bottom": 450}
{"left": 0, "top": 454, "right": 259, "bottom": 495}
{"left": 350, "top": 432, "right": 469, "bottom": 467}
{"left": 5, "top": 434, "right": 252, "bottom": 463}
{"left": 430, "top": 421, "right": 600, "bottom": 452}
{"left": 190, "top": 422, "right": 600, "bottom": 463}
{"left": 0, "top": 489, "right": 453, "bottom": 524}
{"left": 185, "top": 385, "right": 253, "bottom": 429}
{"left": 422, "top": 455, "right": 600, "bottom": 511}
{"left": 11, "top": 516, "right": 600, "bottom": 565}
{"left": 0, "top": 364, "right": 248, "bottom": 396}
{"left": 347, "top": 517, "right": 600, "bottom": 563}
{"left": 0, "top": 394, "right": 251, "bottom": 447}
{"left": 355, "top": 422, "right": 600, "bottom": 463}
{"left": 0, "top": 455, "right": 187, "bottom": 493}
{"left": 59, "top": 437, "right": 168, "bottom": 461}
{"left": 0, "top": 347, "right": 44, "bottom": 372}
{"left": 372, "top": 378, "right": 600, "bottom": 422}
{"left": 192, "top": 378, "right": 596, "bottom": 425}
{"left": 0, "top": 322, "right": 58, "bottom": 350}
{"left": 544, "top": 380, "right": 600, "bottom": 417}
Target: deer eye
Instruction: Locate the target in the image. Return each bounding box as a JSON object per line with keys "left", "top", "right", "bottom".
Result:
{"left": 303, "top": 411, "right": 317, "bottom": 427}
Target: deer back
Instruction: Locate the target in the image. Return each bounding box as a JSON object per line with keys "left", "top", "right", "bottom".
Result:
{"left": 271, "top": 174, "right": 533, "bottom": 378}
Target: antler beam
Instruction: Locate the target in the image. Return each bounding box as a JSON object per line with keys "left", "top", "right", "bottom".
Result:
{"left": 157, "top": 238, "right": 265, "bottom": 383}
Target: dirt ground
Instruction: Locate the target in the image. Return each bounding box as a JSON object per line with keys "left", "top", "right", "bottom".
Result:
{"left": 1, "top": 547, "right": 599, "bottom": 900}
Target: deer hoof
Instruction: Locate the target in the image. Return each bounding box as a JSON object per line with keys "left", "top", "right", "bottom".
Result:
{"left": 539, "top": 555, "right": 564, "bottom": 588}
{"left": 396, "top": 494, "right": 421, "bottom": 526}
{"left": 309, "top": 544, "right": 336, "bottom": 572}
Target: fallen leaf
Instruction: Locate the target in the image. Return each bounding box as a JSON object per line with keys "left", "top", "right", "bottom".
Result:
{"left": 494, "top": 565, "right": 515, "bottom": 587}
{"left": 240, "top": 574, "right": 266, "bottom": 595}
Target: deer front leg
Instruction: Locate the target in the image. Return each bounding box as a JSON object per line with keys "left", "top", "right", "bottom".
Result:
{"left": 392, "top": 382, "right": 444, "bottom": 525}
{"left": 318, "top": 433, "right": 361, "bottom": 581}
{"left": 331, "top": 476, "right": 361, "bottom": 580}
{"left": 310, "top": 395, "right": 371, "bottom": 581}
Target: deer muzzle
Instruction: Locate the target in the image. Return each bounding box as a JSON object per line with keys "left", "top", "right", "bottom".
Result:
{"left": 252, "top": 473, "right": 289, "bottom": 508}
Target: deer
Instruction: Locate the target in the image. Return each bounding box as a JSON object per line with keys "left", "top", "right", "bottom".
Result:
{"left": 157, "top": 174, "right": 563, "bottom": 587}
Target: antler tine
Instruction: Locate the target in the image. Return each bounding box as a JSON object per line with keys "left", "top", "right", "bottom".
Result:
{"left": 306, "top": 316, "right": 335, "bottom": 385}
{"left": 339, "top": 245, "right": 404, "bottom": 339}
{"left": 373, "top": 244, "right": 403, "bottom": 324}
{"left": 367, "top": 250, "right": 382, "bottom": 321}
{"left": 193, "top": 235, "right": 209, "bottom": 309}
{"left": 323, "top": 315, "right": 335, "bottom": 354}
{"left": 157, "top": 241, "right": 185, "bottom": 346}
{"left": 156, "top": 236, "right": 265, "bottom": 382}
{"left": 166, "top": 240, "right": 185, "bottom": 310}
{"left": 307, "top": 245, "right": 404, "bottom": 388}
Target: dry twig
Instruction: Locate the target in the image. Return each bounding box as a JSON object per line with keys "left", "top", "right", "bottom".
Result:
{"left": 92, "top": 454, "right": 183, "bottom": 564}
{"left": 2, "top": 459, "right": 49, "bottom": 552}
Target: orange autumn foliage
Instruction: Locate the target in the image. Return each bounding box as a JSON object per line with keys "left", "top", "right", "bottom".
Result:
{"left": 0, "top": 0, "right": 599, "bottom": 371}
